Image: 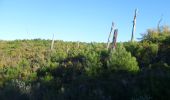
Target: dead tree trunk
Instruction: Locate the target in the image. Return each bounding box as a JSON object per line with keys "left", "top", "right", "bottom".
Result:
{"left": 107, "top": 22, "right": 114, "bottom": 50}
{"left": 157, "top": 15, "right": 163, "bottom": 33}
{"left": 77, "top": 41, "right": 80, "bottom": 48}
{"left": 51, "top": 34, "right": 55, "bottom": 50}
{"left": 111, "top": 29, "right": 118, "bottom": 51}
{"left": 66, "top": 45, "right": 70, "bottom": 56}
{"left": 131, "top": 9, "right": 138, "bottom": 42}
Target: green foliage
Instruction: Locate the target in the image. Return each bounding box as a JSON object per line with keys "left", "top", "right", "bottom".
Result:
{"left": 0, "top": 79, "right": 30, "bottom": 100}
{"left": 141, "top": 26, "right": 170, "bottom": 43}
{"left": 108, "top": 44, "right": 139, "bottom": 72}
{"left": 83, "top": 50, "right": 102, "bottom": 76}
{"left": 125, "top": 42, "right": 159, "bottom": 68}
{"left": 0, "top": 26, "right": 170, "bottom": 100}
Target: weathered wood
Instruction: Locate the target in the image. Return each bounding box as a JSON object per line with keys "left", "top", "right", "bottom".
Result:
{"left": 107, "top": 22, "right": 114, "bottom": 50}
{"left": 111, "top": 29, "right": 118, "bottom": 50}
{"left": 66, "top": 45, "right": 70, "bottom": 54}
{"left": 157, "top": 15, "right": 163, "bottom": 32}
{"left": 131, "top": 9, "right": 138, "bottom": 42}
{"left": 77, "top": 41, "right": 80, "bottom": 48}
{"left": 51, "top": 34, "right": 55, "bottom": 50}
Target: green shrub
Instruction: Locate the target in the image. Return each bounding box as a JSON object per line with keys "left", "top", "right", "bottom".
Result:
{"left": 107, "top": 44, "right": 139, "bottom": 72}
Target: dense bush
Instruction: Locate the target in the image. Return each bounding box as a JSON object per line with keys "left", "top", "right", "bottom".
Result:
{"left": 107, "top": 44, "right": 139, "bottom": 72}
{"left": 0, "top": 26, "right": 170, "bottom": 100}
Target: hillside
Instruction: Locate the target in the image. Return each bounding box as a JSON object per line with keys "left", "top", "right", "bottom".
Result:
{"left": 0, "top": 26, "right": 170, "bottom": 100}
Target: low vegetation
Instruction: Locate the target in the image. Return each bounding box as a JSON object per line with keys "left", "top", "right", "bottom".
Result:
{"left": 0, "top": 26, "right": 170, "bottom": 100}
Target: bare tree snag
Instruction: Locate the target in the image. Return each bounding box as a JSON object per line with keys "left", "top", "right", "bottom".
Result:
{"left": 77, "top": 41, "right": 80, "bottom": 48}
{"left": 66, "top": 45, "right": 70, "bottom": 56}
{"left": 51, "top": 34, "right": 55, "bottom": 50}
{"left": 157, "top": 15, "right": 163, "bottom": 33}
{"left": 111, "top": 29, "right": 118, "bottom": 51}
{"left": 107, "top": 22, "right": 114, "bottom": 50}
{"left": 131, "top": 9, "right": 138, "bottom": 42}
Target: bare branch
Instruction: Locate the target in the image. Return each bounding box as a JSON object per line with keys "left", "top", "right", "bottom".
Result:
{"left": 51, "top": 34, "right": 55, "bottom": 50}
{"left": 107, "top": 22, "right": 114, "bottom": 50}
{"left": 131, "top": 9, "right": 138, "bottom": 42}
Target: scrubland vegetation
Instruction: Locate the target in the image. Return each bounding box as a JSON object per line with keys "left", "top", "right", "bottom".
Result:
{"left": 0, "top": 26, "right": 170, "bottom": 100}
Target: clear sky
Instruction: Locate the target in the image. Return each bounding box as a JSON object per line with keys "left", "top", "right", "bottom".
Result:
{"left": 0, "top": 0, "right": 169, "bottom": 42}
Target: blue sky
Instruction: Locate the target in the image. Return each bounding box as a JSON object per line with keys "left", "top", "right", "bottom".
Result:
{"left": 0, "top": 0, "right": 169, "bottom": 42}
